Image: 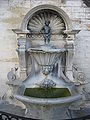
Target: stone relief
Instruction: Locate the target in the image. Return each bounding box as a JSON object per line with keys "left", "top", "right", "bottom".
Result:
{"left": 36, "top": 79, "right": 56, "bottom": 89}
{"left": 73, "top": 64, "right": 86, "bottom": 85}
{"left": 7, "top": 68, "right": 18, "bottom": 81}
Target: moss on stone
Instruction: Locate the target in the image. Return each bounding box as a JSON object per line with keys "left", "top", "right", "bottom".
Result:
{"left": 24, "top": 88, "right": 71, "bottom": 98}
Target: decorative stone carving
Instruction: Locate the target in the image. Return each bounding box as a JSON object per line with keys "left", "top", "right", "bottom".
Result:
{"left": 12, "top": 5, "right": 73, "bottom": 81}
{"left": 63, "top": 30, "right": 80, "bottom": 82}
{"left": 42, "top": 65, "right": 53, "bottom": 75}
{"left": 17, "top": 37, "right": 27, "bottom": 80}
{"left": 73, "top": 64, "right": 86, "bottom": 85}
{"left": 27, "top": 9, "right": 66, "bottom": 34}
{"left": 12, "top": 29, "right": 30, "bottom": 80}
{"left": 20, "top": 4, "right": 72, "bottom": 31}
{"left": 6, "top": 5, "right": 84, "bottom": 120}
{"left": 27, "top": 9, "right": 66, "bottom": 43}
{"left": 7, "top": 68, "right": 17, "bottom": 81}
{"left": 36, "top": 79, "right": 56, "bottom": 89}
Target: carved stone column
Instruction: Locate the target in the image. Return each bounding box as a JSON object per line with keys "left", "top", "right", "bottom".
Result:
{"left": 17, "top": 37, "right": 27, "bottom": 80}
{"left": 64, "top": 30, "right": 80, "bottom": 82}
{"left": 66, "top": 48, "right": 74, "bottom": 82}
{"left": 12, "top": 29, "right": 29, "bottom": 80}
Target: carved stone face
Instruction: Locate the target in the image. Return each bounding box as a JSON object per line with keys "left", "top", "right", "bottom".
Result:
{"left": 42, "top": 65, "right": 53, "bottom": 75}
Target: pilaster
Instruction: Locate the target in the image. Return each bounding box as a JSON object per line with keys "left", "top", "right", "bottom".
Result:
{"left": 12, "top": 29, "right": 29, "bottom": 80}
{"left": 64, "top": 30, "right": 80, "bottom": 82}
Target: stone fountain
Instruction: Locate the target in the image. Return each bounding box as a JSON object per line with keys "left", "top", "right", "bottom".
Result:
{"left": 1, "top": 5, "right": 90, "bottom": 120}
{"left": 14, "top": 42, "right": 81, "bottom": 119}
{"left": 13, "top": 18, "right": 81, "bottom": 119}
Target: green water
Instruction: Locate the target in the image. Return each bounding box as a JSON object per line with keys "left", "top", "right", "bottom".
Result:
{"left": 24, "top": 88, "right": 71, "bottom": 98}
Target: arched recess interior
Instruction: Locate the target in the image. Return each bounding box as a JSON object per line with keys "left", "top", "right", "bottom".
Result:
{"left": 20, "top": 4, "right": 72, "bottom": 31}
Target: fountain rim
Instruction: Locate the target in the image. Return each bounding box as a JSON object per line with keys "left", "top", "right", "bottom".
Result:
{"left": 28, "top": 48, "right": 67, "bottom": 53}
{"left": 14, "top": 94, "right": 82, "bottom": 105}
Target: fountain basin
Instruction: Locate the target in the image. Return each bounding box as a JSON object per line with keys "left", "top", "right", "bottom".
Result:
{"left": 14, "top": 94, "right": 81, "bottom": 120}
{"left": 24, "top": 88, "right": 71, "bottom": 98}
{"left": 28, "top": 46, "right": 66, "bottom": 66}
{"left": 14, "top": 94, "right": 81, "bottom": 105}
{"left": 14, "top": 45, "right": 82, "bottom": 120}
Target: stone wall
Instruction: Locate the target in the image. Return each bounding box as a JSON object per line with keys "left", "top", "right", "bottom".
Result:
{"left": 0, "top": 0, "right": 90, "bottom": 96}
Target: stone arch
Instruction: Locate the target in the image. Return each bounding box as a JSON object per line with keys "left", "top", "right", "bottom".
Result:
{"left": 20, "top": 4, "right": 72, "bottom": 31}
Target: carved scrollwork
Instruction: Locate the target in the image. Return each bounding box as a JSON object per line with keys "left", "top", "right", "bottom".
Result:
{"left": 7, "top": 68, "right": 18, "bottom": 81}
{"left": 73, "top": 64, "right": 86, "bottom": 85}
{"left": 77, "top": 72, "right": 85, "bottom": 82}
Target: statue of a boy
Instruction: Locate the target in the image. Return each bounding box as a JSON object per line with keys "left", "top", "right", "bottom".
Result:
{"left": 40, "top": 20, "right": 51, "bottom": 44}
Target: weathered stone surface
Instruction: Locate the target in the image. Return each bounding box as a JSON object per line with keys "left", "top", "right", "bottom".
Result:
{"left": 0, "top": 0, "right": 90, "bottom": 97}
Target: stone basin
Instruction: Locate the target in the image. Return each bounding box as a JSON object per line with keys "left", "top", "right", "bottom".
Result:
{"left": 24, "top": 88, "right": 71, "bottom": 98}
{"left": 28, "top": 45, "right": 66, "bottom": 66}
{"left": 14, "top": 94, "right": 81, "bottom": 105}
{"left": 14, "top": 94, "right": 81, "bottom": 120}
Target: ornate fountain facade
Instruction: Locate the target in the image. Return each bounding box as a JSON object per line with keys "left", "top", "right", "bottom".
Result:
{"left": 2, "top": 4, "right": 90, "bottom": 120}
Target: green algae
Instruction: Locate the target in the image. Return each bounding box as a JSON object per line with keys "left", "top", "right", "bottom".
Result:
{"left": 24, "top": 88, "right": 71, "bottom": 98}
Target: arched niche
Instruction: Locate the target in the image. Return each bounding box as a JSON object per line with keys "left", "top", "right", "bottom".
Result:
{"left": 14, "top": 5, "right": 79, "bottom": 80}
{"left": 20, "top": 4, "right": 72, "bottom": 31}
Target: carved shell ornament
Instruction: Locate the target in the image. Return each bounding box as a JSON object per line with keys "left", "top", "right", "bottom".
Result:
{"left": 27, "top": 9, "right": 66, "bottom": 36}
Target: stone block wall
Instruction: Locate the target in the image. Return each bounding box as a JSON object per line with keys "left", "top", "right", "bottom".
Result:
{"left": 0, "top": 0, "right": 90, "bottom": 96}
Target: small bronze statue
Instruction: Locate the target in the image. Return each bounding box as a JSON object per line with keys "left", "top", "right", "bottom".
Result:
{"left": 40, "top": 20, "right": 51, "bottom": 44}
